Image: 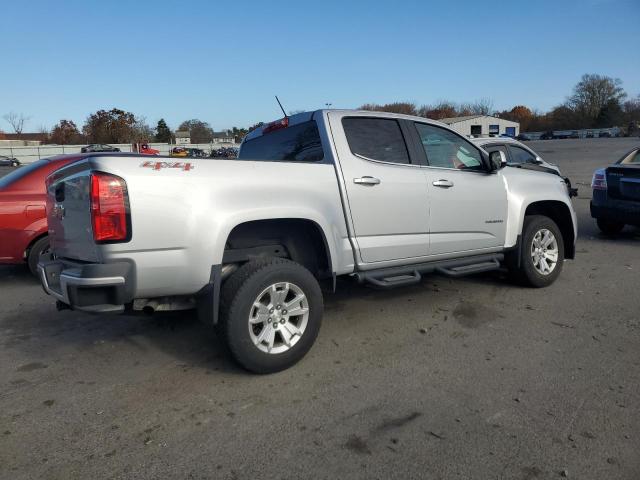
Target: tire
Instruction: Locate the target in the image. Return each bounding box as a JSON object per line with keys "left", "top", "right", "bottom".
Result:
{"left": 596, "top": 218, "right": 624, "bottom": 235}
{"left": 510, "top": 215, "right": 564, "bottom": 288}
{"left": 27, "top": 236, "right": 50, "bottom": 276}
{"left": 220, "top": 258, "right": 323, "bottom": 373}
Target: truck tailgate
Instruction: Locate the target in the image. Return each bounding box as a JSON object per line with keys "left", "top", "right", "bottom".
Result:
{"left": 46, "top": 163, "right": 100, "bottom": 262}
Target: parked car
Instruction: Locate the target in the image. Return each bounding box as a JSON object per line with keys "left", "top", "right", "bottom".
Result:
{"left": 515, "top": 134, "right": 530, "bottom": 141}
{"left": 210, "top": 147, "right": 238, "bottom": 159}
{"left": 170, "top": 147, "right": 188, "bottom": 157}
{"left": 473, "top": 137, "right": 577, "bottom": 197}
{"left": 0, "top": 155, "right": 21, "bottom": 167}
{"left": 599, "top": 131, "right": 612, "bottom": 138}
{"left": 0, "top": 155, "right": 82, "bottom": 274}
{"left": 81, "top": 144, "right": 121, "bottom": 153}
{"left": 472, "top": 137, "right": 560, "bottom": 173}
{"left": 138, "top": 144, "right": 160, "bottom": 155}
{"left": 39, "top": 110, "right": 577, "bottom": 373}
{"left": 186, "top": 148, "right": 208, "bottom": 158}
{"left": 590, "top": 146, "right": 640, "bottom": 234}
{"left": 540, "top": 131, "right": 555, "bottom": 140}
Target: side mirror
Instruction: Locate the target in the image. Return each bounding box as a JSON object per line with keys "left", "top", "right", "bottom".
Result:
{"left": 489, "top": 150, "right": 507, "bottom": 170}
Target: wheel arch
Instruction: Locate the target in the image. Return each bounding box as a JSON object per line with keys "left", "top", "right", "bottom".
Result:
{"left": 523, "top": 200, "right": 576, "bottom": 259}
{"left": 222, "top": 218, "right": 334, "bottom": 279}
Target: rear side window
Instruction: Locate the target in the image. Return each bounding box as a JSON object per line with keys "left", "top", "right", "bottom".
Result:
{"left": 342, "top": 118, "right": 410, "bottom": 164}
{"left": 238, "top": 121, "right": 324, "bottom": 162}
{"left": 0, "top": 159, "right": 48, "bottom": 189}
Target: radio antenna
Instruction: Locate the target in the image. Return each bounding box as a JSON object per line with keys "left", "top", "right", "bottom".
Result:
{"left": 275, "top": 95, "right": 288, "bottom": 118}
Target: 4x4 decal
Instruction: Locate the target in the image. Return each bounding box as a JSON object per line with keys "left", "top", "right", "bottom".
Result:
{"left": 140, "top": 161, "right": 194, "bottom": 171}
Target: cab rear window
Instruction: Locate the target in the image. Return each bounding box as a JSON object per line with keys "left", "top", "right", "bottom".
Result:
{"left": 238, "top": 121, "right": 324, "bottom": 162}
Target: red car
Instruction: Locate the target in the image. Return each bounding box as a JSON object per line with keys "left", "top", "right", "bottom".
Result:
{"left": 0, "top": 155, "right": 84, "bottom": 274}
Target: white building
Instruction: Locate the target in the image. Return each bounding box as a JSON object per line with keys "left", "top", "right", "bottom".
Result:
{"left": 211, "top": 131, "right": 235, "bottom": 144}
{"left": 175, "top": 130, "right": 191, "bottom": 145}
{"left": 440, "top": 115, "right": 519, "bottom": 138}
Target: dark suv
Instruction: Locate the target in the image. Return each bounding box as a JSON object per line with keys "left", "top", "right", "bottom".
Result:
{"left": 590, "top": 146, "right": 640, "bottom": 234}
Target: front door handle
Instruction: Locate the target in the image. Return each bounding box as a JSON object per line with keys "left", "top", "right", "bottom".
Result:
{"left": 432, "top": 179, "right": 454, "bottom": 188}
{"left": 354, "top": 176, "right": 381, "bottom": 186}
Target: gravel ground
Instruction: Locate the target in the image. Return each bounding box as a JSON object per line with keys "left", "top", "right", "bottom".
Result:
{"left": 1, "top": 138, "right": 639, "bottom": 480}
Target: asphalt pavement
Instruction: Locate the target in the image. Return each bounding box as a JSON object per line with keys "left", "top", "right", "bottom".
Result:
{"left": 1, "top": 138, "right": 639, "bottom": 479}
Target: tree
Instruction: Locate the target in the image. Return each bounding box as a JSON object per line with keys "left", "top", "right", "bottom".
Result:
{"left": 83, "top": 108, "right": 137, "bottom": 144}
{"left": 547, "top": 105, "right": 579, "bottom": 130}
{"left": 498, "top": 105, "right": 535, "bottom": 131}
{"left": 178, "top": 119, "right": 214, "bottom": 143}
{"left": 230, "top": 126, "right": 248, "bottom": 143}
{"left": 417, "top": 101, "right": 458, "bottom": 120}
{"left": 595, "top": 99, "right": 624, "bottom": 128}
{"left": 470, "top": 97, "right": 494, "bottom": 115}
{"left": 131, "top": 116, "right": 154, "bottom": 142}
{"left": 359, "top": 102, "right": 418, "bottom": 116}
{"left": 567, "top": 74, "right": 627, "bottom": 123}
{"left": 50, "top": 120, "right": 81, "bottom": 145}
{"left": 3, "top": 111, "right": 30, "bottom": 136}
{"left": 154, "top": 118, "right": 172, "bottom": 143}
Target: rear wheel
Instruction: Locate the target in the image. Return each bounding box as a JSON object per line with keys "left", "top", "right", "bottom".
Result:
{"left": 219, "top": 258, "right": 323, "bottom": 373}
{"left": 509, "top": 215, "right": 564, "bottom": 288}
{"left": 27, "top": 236, "right": 50, "bottom": 276}
{"left": 596, "top": 218, "right": 624, "bottom": 235}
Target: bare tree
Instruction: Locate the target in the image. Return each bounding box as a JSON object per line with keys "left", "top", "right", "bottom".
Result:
{"left": 567, "top": 74, "right": 626, "bottom": 122}
{"left": 3, "top": 111, "right": 30, "bottom": 136}
{"left": 471, "top": 97, "right": 494, "bottom": 115}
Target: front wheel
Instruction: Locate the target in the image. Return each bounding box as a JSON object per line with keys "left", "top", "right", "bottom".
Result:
{"left": 219, "top": 258, "right": 323, "bottom": 373}
{"left": 509, "top": 215, "right": 564, "bottom": 288}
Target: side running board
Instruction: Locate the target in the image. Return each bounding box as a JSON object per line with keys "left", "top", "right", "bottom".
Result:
{"left": 435, "top": 259, "right": 501, "bottom": 277}
{"left": 356, "top": 254, "right": 503, "bottom": 289}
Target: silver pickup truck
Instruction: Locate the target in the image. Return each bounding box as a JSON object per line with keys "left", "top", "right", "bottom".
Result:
{"left": 39, "top": 110, "right": 577, "bottom": 372}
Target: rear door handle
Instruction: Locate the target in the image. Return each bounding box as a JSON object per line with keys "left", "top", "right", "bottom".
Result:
{"left": 354, "top": 176, "right": 381, "bottom": 186}
{"left": 432, "top": 179, "right": 454, "bottom": 188}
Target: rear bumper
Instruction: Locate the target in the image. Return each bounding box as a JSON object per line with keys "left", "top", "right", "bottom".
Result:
{"left": 37, "top": 254, "right": 134, "bottom": 313}
{"left": 590, "top": 191, "right": 640, "bottom": 226}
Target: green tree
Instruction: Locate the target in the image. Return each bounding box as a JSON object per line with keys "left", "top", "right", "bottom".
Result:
{"left": 82, "top": 108, "right": 137, "bottom": 143}
{"left": 230, "top": 126, "right": 248, "bottom": 143}
{"left": 178, "top": 119, "right": 214, "bottom": 143}
{"left": 154, "top": 118, "right": 172, "bottom": 143}
{"left": 595, "top": 99, "right": 624, "bottom": 128}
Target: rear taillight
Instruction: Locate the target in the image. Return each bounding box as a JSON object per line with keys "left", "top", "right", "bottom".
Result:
{"left": 90, "top": 172, "right": 129, "bottom": 243}
{"left": 262, "top": 117, "right": 289, "bottom": 134}
{"left": 591, "top": 168, "right": 607, "bottom": 190}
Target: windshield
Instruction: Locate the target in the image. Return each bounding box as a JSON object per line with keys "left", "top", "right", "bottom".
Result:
{"left": 0, "top": 159, "right": 49, "bottom": 189}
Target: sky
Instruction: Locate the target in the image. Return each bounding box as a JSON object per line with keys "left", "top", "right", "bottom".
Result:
{"left": 1, "top": 0, "right": 639, "bottom": 132}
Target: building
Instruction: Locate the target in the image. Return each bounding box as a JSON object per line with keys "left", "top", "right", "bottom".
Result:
{"left": 0, "top": 132, "right": 44, "bottom": 146}
{"left": 440, "top": 115, "right": 519, "bottom": 138}
{"left": 175, "top": 130, "right": 191, "bottom": 145}
{"left": 211, "top": 131, "right": 234, "bottom": 144}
